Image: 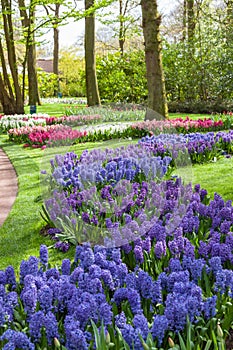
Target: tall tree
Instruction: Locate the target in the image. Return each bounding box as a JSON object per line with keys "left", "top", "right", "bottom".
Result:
{"left": 0, "top": 38, "right": 17, "bottom": 114}
{"left": 225, "top": 0, "right": 233, "bottom": 43}
{"left": 85, "top": 0, "right": 101, "bottom": 106}
{"left": 187, "top": 0, "right": 195, "bottom": 43}
{"left": 141, "top": 0, "right": 168, "bottom": 118}
{"left": 18, "top": 0, "right": 40, "bottom": 106}
{"left": 0, "top": 0, "right": 24, "bottom": 114}
{"left": 182, "top": 0, "right": 187, "bottom": 41}
{"left": 44, "top": 3, "right": 61, "bottom": 96}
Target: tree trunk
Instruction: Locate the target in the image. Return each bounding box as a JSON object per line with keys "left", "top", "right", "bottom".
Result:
{"left": 187, "top": 0, "right": 195, "bottom": 43}
{"left": 119, "top": 0, "right": 125, "bottom": 55}
{"left": 85, "top": 0, "right": 101, "bottom": 106}
{"left": 0, "top": 0, "right": 24, "bottom": 114}
{"left": 18, "top": 0, "right": 40, "bottom": 106}
{"left": 27, "top": 42, "right": 40, "bottom": 105}
{"left": 141, "top": 0, "right": 168, "bottom": 118}
{"left": 182, "top": 0, "right": 187, "bottom": 41}
{"left": 0, "top": 76, "right": 16, "bottom": 115}
{"left": 53, "top": 4, "right": 60, "bottom": 96}
{"left": 226, "top": 0, "right": 233, "bottom": 44}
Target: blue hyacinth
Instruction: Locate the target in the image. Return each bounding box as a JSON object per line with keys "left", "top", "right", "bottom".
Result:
{"left": 0, "top": 330, "right": 35, "bottom": 350}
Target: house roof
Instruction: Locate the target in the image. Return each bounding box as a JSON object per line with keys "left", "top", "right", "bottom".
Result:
{"left": 37, "top": 58, "right": 53, "bottom": 73}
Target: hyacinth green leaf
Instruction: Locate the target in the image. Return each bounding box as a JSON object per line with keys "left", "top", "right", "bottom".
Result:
{"left": 178, "top": 333, "right": 187, "bottom": 350}
{"left": 91, "top": 320, "right": 105, "bottom": 349}
{"left": 211, "top": 330, "right": 218, "bottom": 349}
{"left": 203, "top": 341, "right": 212, "bottom": 350}
{"left": 222, "top": 302, "right": 233, "bottom": 332}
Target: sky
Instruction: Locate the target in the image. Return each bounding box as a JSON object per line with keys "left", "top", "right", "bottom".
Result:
{"left": 42, "top": 0, "right": 176, "bottom": 49}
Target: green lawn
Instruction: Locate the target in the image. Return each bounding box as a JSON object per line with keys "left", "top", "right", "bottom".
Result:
{"left": 24, "top": 103, "right": 70, "bottom": 116}
{"left": 174, "top": 156, "right": 233, "bottom": 201}
{"left": 191, "top": 157, "right": 233, "bottom": 200}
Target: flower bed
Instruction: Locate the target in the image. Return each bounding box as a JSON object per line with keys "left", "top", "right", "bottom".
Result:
{"left": 1, "top": 130, "right": 233, "bottom": 348}
{"left": 211, "top": 111, "right": 233, "bottom": 130}
{"left": 0, "top": 115, "right": 49, "bottom": 133}
{"left": 139, "top": 130, "right": 233, "bottom": 163}
{"left": 1, "top": 114, "right": 102, "bottom": 133}
{"left": 0, "top": 184, "right": 233, "bottom": 348}
{"left": 131, "top": 117, "right": 225, "bottom": 138}
{"left": 41, "top": 131, "right": 233, "bottom": 255}
{"left": 8, "top": 125, "right": 87, "bottom": 148}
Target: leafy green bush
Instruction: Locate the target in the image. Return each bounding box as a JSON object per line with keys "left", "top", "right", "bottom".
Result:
{"left": 37, "top": 71, "right": 58, "bottom": 98}
{"left": 96, "top": 51, "right": 148, "bottom": 104}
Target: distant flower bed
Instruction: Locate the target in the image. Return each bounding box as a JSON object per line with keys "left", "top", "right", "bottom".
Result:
{"left": 211, "top": 111, "right": 233, "bottom": 129}
{"left": 40, "top": 97, "right": 87, "bottom": 105}
{"left": 1, "top": 114, "right": 102, "bottom": 133}
{"left": 131, "top": 117, "right": 225, "bottom": 137}
{"left": 64, "top": 114, "right": 102, "bottom": 126}
{"left": 0, "top": 114, "right": 49, "bottom": 133}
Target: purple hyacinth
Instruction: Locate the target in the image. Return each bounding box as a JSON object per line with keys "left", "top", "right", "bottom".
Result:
{"left": 29, "top": 311, "right": 45, "bottom": 343}
{"left": 134, "top": 245, "right": 144, "bottom": 264}
{"left": 64, "top": 315, "right": 88, "bottom": 350}
{"left": 204, "top": 295, "right": 217, "bottom": 319}
{"left": 0, "top": 270, "right": 6, "bottom": 285}
{"left": 61, "top": 259, "right": 71, "bottom": 275}
{"left": 137, "top": 270, "right": 153, "bottom": 299}
{"left": 0, "top": 329, "right": 35, "bottom": 350}
{"left": 214, "top": 271, "right": 227, "bottom": 294}
{"left": 169, "top": 258, "right": 182, "bottom": 273}
{"left": 98, "top": 302, "right": 113, "bottom": 325}
{"left": 115, "top": 311, "right": 127, "bottom": 329}
{"left": 121, "top": 324, "right": 143, "bottom": 350}
{"left": 133, "top": 314, "right": 149, "bottom": 339}
{"left": 39, "top": 245, "right": 49, "bottom": 267}
{"left": 44, "top": 311, "right": 59, "bottom": 345}
{"left": 151, "top": 315, "right": 169, "bottom": 346}
{"left": 165, "top": 281, "right": 203, "bottom": 331}
{"left": 155, "top": 240, "right": 167, "bottom": 259}
{"left": 5, "top": 266, "right": 16, "bottom": 289}
{"left": 45, "top": 268, "right": 60, "bottom": 281}
{"left": 101, "top": 269, "right": 114, "bottom": 290}
{"left": 54, "top": 241, "right": 70, "bottom": 252}
{"left": 208, "top": 256, "right": 223, "bottom": 275}
{"left": 21, "top": 286, "right": 37, "bottom": 317}
{"left": 38, "top": 285, "right": 53, "bottom": 312}
{"left": 80, "top": 248, "right": 95, "bottom": 269}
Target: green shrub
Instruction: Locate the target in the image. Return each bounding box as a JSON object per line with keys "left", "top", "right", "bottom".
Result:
{"left": 96, "top": 51, "right": 148, "bottom": 104}
{"left": 37, "top": 71, "right": 58, "bottom": 98}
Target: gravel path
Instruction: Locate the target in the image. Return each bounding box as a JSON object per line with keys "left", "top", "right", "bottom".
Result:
{"left": 0, "top": 148, "right": 18, "bottom": 226}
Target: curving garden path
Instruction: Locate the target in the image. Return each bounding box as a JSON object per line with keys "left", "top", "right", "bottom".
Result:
{"left": 0, "top": 148, "right": 18, "bottom": 226}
